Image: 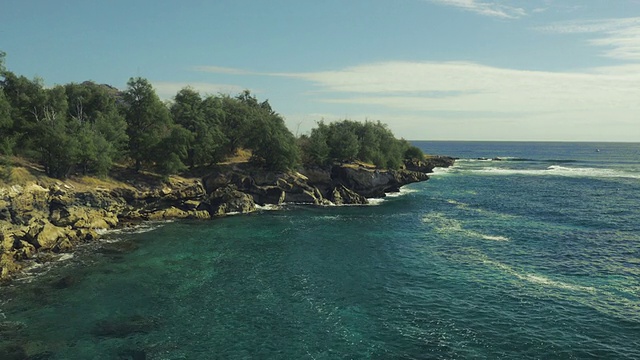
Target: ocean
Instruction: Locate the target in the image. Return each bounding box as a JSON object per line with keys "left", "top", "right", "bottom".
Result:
{"left": 1, "top": 141, "right": 639, "bottom": 359}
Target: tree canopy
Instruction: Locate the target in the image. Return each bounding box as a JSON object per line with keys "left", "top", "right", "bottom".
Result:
{"left": 0, "top": 50, "right": 423, "bottom": 178}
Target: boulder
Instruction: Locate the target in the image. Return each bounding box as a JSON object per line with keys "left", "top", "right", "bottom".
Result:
{"left": 201, "top": 186, "right": 256, "bottom": 216}
{"left": 163, "top": 179, "right": 206, "bottom": 200}
{"left": 147, "top": 207, "right": 190, "bottom": 221}
{"left": 0, "top": 253, "right": 21, "bottom": 280}
{"left": 34, "top": 221, "right": 69, "bottom": 250}
{"left": 329, "top": 185, "right": 368, "bottom": 205}
{"left": 8, "top": 183, "right": 50, "bottom": 225}
{"left": 249, "top": 185, "right": 285, "bottom": 205}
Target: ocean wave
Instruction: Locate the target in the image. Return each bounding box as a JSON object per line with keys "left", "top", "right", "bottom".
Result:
{"left": 472, "top": 166, "right": 640, "bottom": 179}
{"left": 469, "top": 251, "right": 640, "bottom": 322}
{"left": 429, "top": 166, "right": 457, "bottom": 175}
{"left": 385, "top": 187, "right": 419, "bottom": 198}
{"left": 459, "top": 157, "right": 577, "bottom": 163}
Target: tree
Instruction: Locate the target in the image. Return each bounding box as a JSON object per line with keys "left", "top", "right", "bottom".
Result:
{"left": 171, "top": 88, "right": 225, "bottom": 168}
{"left": 121, "top": 77, "right": 172, "bottom": 171}
{"left": 32, "top": 86, "right": 80, "bottom": 178}
{"left": 219, "top": 94, "right": 252, "bottom": 155}
{"left": 299, "top": 119, "right": 412, "bottom": 169}
{"left": 300, "top": 121, "right": 330, "bottom": 166}
{"left": 0, "top": 91, "right": 12, "bottom": 154}
{"left": 249, "top": 112, "right": 299, "bottom": 171}
{"left": 65, "top": 82, "right": 128, "bottom": 175}
{"left": 0, "top": 72, "right": 49, "bottom": 155}
{"left": 327, "top": 121, "right": 360, "bottom": 162}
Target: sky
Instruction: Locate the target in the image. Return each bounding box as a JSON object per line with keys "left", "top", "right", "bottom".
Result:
{"left": 1, "top": 0, "right": 639, "bottom": 141}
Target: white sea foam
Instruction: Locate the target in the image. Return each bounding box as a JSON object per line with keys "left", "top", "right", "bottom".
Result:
{"left": 255, "top": 203, "right": 281, "bottom": 211}
{"left": 385, "top": 187, "right": 418, "bottom": 198}
{"left": 472, "top": 165, "right": 640, "bottom": 179}
{"left": 519, "top": 274, "right": 597, "bottom": 293}
{"left": 476, "top": 253, "right": 596, "bottom": 293}
{"left": 57, "top": 254, "right": 74, "bottom": 262}
{"left": 479, "top": 234, "right": 510, "bottom": 241}
{"left": 367, "top": 198, "right": 385, "bottom": 206}
{"left": 429, "top": 166, "right": 456, "bottom": 175}
{"left": 422, "top": 212, "right": 510, "bottom": 241}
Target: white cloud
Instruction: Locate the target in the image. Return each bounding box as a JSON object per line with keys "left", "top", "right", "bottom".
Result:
{"left": 427, "top": 0, "right": 526, "bottom": 19}
{"left": 151, "top": 81, "right": 245, "bottom": 100}
{"left": 537, "top": 17, "right": 640, "bottom": 61}
{"left": 194, "top": 61, "right": 640, "bottom": 141}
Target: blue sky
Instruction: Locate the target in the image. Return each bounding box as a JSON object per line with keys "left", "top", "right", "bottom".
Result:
{"left": 1, "top": 0, "right": 639, "bottom": 141}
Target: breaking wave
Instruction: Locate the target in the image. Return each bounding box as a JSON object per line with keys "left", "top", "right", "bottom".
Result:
{"left": 471, "top": 165, "right": 640, "bottom": 179}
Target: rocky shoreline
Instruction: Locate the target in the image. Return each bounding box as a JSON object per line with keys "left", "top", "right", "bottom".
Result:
{"left": 0, "top": 156, "right": 455, "bottom": 281}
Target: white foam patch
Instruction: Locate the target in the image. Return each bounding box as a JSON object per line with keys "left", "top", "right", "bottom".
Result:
{"left": 367, "top": 198, "right": 385, "bottom": 206}
{"left": 255, "top": 204, "right": 281, "bottom": 211}
{"left": 472, "top": 166, "right": 640, "bottom": 179}
{"left": 385, "top": 187, "right": 418, "bottom": 198}
{"left": 480, "top": 234, "right": 510, "bottom": 241}
{"left": 429, "top": 166, "right": 456, "bottom": 175}
{"left": 475, "top": 253, "right": 597, "bottom": 293}
{"left": 422, "top": 212, "right": 510, "bottom": 241}
{"left": 57, "top": 254, "right": 74, "bottom": 262}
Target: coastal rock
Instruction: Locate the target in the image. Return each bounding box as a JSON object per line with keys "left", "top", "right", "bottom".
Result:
{"left": 8, "top": 183, "right": 50, "bottom": 225}
{"left": 50, "top": 206, "right": 117, "bottom": 229}
{"left": 0, "top": 155, "right": 455, "bottom": 281}
{"left": 331, "top": 165, "right": 397, "bottom": 198}
{"left": 249, "top": 185, "right": 286, "bottom": 205}
{"left": 201, "top": 186, "right": 256, "bottom": 216}
{"left": 147, "top": 207, "right": 190, "bottom": 220}
{"left": 329, "top": 185, "right": 368, "bottom": 205}
{"left": 0, "top": 253, "right": 21, "bottom": 280}
{"left": 162, "top": 179, "right": 206, "bottom": 201}
{"left": 405, "top": 156, "right": 456, "bottom": 173}
{"left": 33, "top": 220, "right": 70, "bottom": 250}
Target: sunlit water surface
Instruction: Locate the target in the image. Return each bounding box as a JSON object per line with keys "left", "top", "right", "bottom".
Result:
{"left": 1, "top": 141, "right": 639, "bottom": 359}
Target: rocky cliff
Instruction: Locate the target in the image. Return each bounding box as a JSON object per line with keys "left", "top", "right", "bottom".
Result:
{"left": 0, "top": 157, "right": 454, "bottom": 281}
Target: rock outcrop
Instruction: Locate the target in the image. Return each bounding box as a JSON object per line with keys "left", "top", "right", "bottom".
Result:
{"left": 0, "top": 156, "right": 455, "bottom": 281}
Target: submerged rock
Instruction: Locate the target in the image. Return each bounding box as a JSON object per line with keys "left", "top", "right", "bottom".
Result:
{"left": 91, "top": 315, "right": 161, "bottom": 338}
{"left": 0, "top": 343, "right": 28, "bottom": 360}
{"left": 118, "top": 348, "right": 147, "bottom": 360}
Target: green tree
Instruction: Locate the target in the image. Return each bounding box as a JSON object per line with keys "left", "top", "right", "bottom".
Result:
{"left": 327, "top": 121, "right": 360, "bottom": 162}
{"left": 0, "top": 91, "right": 12, "bottom": 155}
{"left": 219, "top": 94, "right": 252, "bottom": 155}
{"left": 249, "top": 112, "right": 299, "bottom": 171}
{"left": 300, "top": 121, "right": 331, "bottom": 166}
{"left": 32, "top": 86, "right": 80, "bottom": 178}
{"left": 0, "top": 51, "right": 11, "bottom": 154}
{"left": 171, "top": 88, "right": 225, "bottom": 168}
{"left": 152, "top": 124, "right": 191, "bottom": 174}
{"left": 65, "top": 82, "right": 128, "bottom": 175}
{"left": 1, "top": 73, "right": 49, "bottom": 155}
{"left": 121, "top": 77, "right": 172, "bottom": 171}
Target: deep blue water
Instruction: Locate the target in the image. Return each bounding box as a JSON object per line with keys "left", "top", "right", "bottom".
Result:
{"left": 1, "top": 141, "right": 639, "bottom": 359}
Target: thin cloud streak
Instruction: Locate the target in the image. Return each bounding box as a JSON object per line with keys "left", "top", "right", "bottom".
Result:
{"left": 427, "top": 0, "right": 526, "bottom": 19}
{"left": 537, "top": 17, "right": 640, "bottom": 61}
{"left": 193, "top": 59, "right": 640, "bottom": 141}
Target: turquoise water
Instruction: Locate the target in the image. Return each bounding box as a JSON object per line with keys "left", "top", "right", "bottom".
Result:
{"left": 1, "top": 141, "right": 639, "bottom": 359}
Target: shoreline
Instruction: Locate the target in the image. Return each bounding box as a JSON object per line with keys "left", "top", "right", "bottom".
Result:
{"left": 0, "top": 156, "right": 455, "bottom": 282}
